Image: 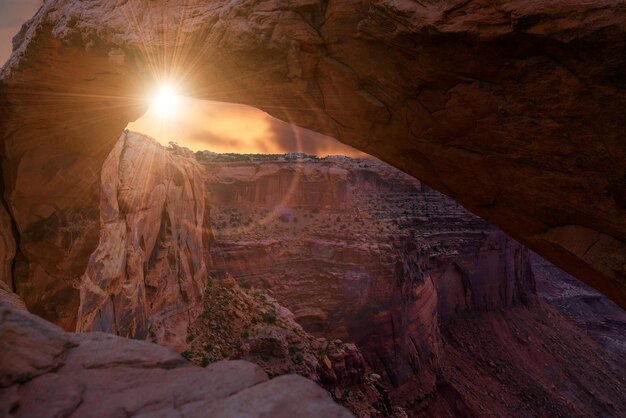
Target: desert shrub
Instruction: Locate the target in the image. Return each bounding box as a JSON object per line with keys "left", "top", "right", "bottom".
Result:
{"left": 181, "top": 351, "right": 192, "bottom": 360}
{"left": 292, "top": 352, "right": 304, "bottom": 364}
{"left": 201, "top": 357, "right": 210, "bottom": 367}
{"left": 262, "top": 311, "right": 277, "bottom": 324}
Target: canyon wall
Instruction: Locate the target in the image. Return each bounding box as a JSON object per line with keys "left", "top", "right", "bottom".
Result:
{"left": 0, "top": 0, "right": 624, "bottom": 307}
{"left": 203, "top": 155, "right": 625, "bottom": 416}
{"left": 203, "top": 156, "right": 535, "bottom": 403}
{"left": 1, "top": 130, "right": 209, "bottom": 350}
{"left": 532, "top": 253, "right": 626, "bottom": 357}
{"left": 76, "top": 132, "right": 208, "bottom": 349}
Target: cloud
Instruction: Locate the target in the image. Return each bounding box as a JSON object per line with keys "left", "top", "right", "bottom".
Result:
{"left": 128, "top": 97, "right": 370, "bottom": 157}
{"left": 185, "top": 130, "right": 251, "bottom": 152}
{"left": 263, "top": 117, "right": 366, "bottom": 157}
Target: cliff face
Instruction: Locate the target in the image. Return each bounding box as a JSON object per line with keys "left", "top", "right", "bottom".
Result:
{"left": 1, "top": 0, "right": 625, "bottom": 307}
{"left": 0, "top": 197, "right": 15, "bottom": 289}
{"left": 203, "top": 156, "right": 625, "bottom": 416}
{"left": 533, "top": 253, "right": 626, "bottom": 357}
{"left": 352, "top": 230, "right": 536, "bottom": 405}
{"left": 204, "top": 157, "right": 536, "bottom": 401}
{"left": 3, "top": 131, "right": 209, "bottom": 350}
{"left": 76, "top": 132, "right": 209, "bottom": 349}
{"left": 205, "top": 157, "right": 534, "bottom": 318}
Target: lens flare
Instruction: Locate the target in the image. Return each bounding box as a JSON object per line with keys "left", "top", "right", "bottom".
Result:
{"left": 152, "top": 85, "right": 180, "bottom": 118}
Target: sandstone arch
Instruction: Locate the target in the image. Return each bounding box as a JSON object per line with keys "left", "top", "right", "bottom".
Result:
{"left": 0, "top": 0, "right": 625, "bottom": 323}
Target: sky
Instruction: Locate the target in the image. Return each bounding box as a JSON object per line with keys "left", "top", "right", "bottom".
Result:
{"left": 0, "top": 0, "right": 365, "bottom": 157}
{"left": 0, "top": 0, "right": 41, "bottom": 63}
{"left": 127, "top": 95, "right": 367, "bottom": 156}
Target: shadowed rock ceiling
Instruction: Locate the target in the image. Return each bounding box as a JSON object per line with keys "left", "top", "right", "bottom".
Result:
{"left": 0, "top": 0, "right": 624, "bottom": 310}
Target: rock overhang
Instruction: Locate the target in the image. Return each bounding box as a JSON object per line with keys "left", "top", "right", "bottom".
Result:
{"left": 0, "top": 0, "right": 625, "bottom": 308}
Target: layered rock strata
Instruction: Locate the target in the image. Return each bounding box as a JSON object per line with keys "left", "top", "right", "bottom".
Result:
{"left": 202, "top": 154, "right": 625, "bottom": 415}
{"left": 203, "top": 155, "right": 533, "bottom": 354}
{"left": 1, "top": 0, "right": 625, "bottom": 306}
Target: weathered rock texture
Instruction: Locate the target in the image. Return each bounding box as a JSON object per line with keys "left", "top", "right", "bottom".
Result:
{"left": 0, "top": 287, "right": 353, "bottom": 418}
{"left": 76, "top": 131, "right": 208, "bottom": 350}
{"left": 1, "top": 129, "right": 209, "bottom": 350}
{"left": 0, "top": 195, "right": 16, "bottom": 289}
{"left": 533, "top": 253, "right": 626, "bottom": 357}
{"left": 429, "top": 299, "right": 626, "bottom": 418}
{"left": 184, "top": 273, "right": 397, "bottom": 417}
{"left": 1, "top": 0, "right": 625, "bottom": 307}
{"left": 203, "top": 154, "right": 625, "bottom": 415}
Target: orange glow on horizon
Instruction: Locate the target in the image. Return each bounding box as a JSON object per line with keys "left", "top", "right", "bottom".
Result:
{"left": 127, "top": 97, "right": 368, "bottom": 157}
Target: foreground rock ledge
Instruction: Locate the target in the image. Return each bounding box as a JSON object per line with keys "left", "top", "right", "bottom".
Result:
{"left": 0, "top": 296, "right": 353, "bottom": 418}
{"left": 0, "top": 0, "right": 624, "bottom": 307}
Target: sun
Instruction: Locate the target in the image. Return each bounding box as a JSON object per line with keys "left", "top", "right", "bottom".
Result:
{"left": 151, "top": 85, "right": 181, "bottom": 118}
